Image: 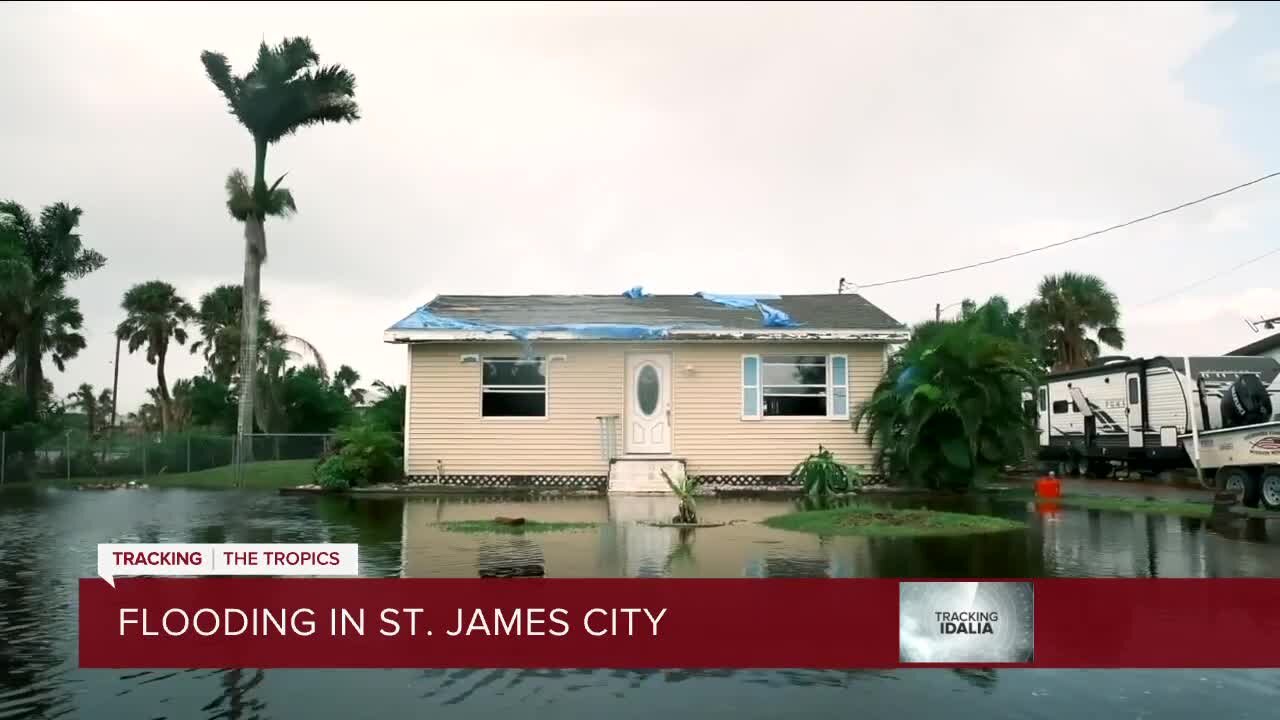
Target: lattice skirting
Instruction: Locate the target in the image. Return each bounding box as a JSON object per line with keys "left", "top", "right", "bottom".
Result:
{"left": 405, "top": 474, "right": 607, "bottom": 489}
{"left": 698, "top": 474, "right": 888, "bottom": 487}
{"left": 402, "top": 474, "right": 885, "bottom": 488}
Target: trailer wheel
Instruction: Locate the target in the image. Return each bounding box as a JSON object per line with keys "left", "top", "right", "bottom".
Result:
{"left": 1260, "top": 469, "right": 1280, "bottom": 511}
{"left": 1220, "top": 467, "right": 1249, "bottom": 499}
{"left": 1087, "top": 460, "right": 1113, "bottom": 479}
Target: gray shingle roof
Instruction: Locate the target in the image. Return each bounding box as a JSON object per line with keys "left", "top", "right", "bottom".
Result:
{"left": 403, "top": 294, "right": 905, "bottom": 331}
{"left": 1228, "top": 332, "right": 1280, "bottom": 357}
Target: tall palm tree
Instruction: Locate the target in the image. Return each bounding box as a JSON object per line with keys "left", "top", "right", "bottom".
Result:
{"left": 0, "top": 201, "right": 105, "bottom": 415}
{"left": 1025, "top": 272, "right": 1124, "bottom": 371}
{"left": 200, "top": 37, "right": 360, "bottom": 459}
{"left": 117, "top": 281, "right": 196, "bottom": 433}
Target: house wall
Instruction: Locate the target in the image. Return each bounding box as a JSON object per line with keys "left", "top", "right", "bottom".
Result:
{"left": 403, "top": 341, "right": 887, "bottom": 479}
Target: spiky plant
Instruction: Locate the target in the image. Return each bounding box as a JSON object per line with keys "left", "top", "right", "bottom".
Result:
{"left": 790, "top": 445, "right": 861, "bottom": 496}
{"left": 661, "top": 469, "right": 700, "bottom": 524}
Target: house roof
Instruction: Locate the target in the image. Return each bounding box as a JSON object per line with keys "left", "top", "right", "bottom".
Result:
{"left": 1227, "top": 332, "right": 1280, "bottom": 357}
{"left": 384, "top": 293, "right": 907, "bottom": 343}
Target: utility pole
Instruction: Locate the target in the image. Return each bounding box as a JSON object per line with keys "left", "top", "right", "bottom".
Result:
{"left": 109, "top": 334, "right": 121, "bottom": 429}
{"left": 935, "top": 303, "right": 941, "bottom": 322}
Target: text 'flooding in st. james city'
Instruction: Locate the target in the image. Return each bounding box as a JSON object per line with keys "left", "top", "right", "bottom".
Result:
{"left": 118, "top": 607, "right": 669, "bottom": 638}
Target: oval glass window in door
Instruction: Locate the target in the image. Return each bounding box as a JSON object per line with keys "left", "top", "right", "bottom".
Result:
{"left": 637, "top": 365, "right": 660, "bottom": 415}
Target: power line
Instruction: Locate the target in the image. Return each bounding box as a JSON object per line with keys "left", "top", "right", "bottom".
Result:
{"left": 1135, "top": 244, "right": 1280, "bottom": 307}
{"left": 844, "top": 171, "right": 1280, "bottom": 291}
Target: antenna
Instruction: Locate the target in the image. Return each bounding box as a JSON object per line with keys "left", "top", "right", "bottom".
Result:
{"left": 1249, "top": 315, "right": 1280, "bottom": 333}
{"left": 838, "top": 277, "right": 846, "bottom": 294}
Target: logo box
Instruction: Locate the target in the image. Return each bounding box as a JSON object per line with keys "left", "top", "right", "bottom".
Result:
{"left": 899, "top": 581, "right": 1034, "bottom": 664}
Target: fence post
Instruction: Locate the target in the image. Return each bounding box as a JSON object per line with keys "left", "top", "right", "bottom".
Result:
{"left": 274, "top": 435, "right": 280, "bottom": 461}
{"left": 65, "top": 431, "right": 71, "bottom": 483}
{"left": 186, "top": 434, "right": 192, "bottom": 474}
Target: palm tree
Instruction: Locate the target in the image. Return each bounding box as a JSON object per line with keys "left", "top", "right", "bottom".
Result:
{"left": 67, "top": 382, "right": 101, "bottom": 436}
{"left": 167, "top": 379, "right": 195, "bottom": 431}
{"left": 368, "top": 380, "right": 406, "bottom": 433}
{"left": 1025, "top": 272, "right": 1124, "bottom": 371}
{"left": 0, "top": 201, "right": 105, "bottom": 415}
{"left": 96, "top": 387, "right": 114, "bottom": 429}
{"left": 332, "top": 364, "right": 365, "bottom": 404}
{"left": 200, "top": 37, "right": 360, "bottom": 460}
{"left": 191, "top": 284, "right": 264, "bottom": 384}
{"left": 117, "top": 281, "right": 196, "bottom": 433}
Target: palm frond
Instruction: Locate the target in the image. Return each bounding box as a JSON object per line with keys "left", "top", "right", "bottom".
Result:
{"left": 200, "top": 51, "right": 243, "bottom": 118}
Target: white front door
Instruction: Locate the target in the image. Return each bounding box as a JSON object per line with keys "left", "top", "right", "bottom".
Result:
{"left": 625, "top": 353, "right": 672, "bottom": 454}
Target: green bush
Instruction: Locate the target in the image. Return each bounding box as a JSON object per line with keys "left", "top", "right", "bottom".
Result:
{"left": 790, "top": 445, "right": 861, "bottom": 497}
{"left": 313, "top": 421, "right": 401, "bottom": 489}
{"left": 854, "top": 319, "right": 1038, "bottom": 490}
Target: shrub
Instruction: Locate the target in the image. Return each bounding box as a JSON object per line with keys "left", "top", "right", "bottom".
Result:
{"left": 790, "top": 445, "right": 861, "bottom": 497}
{"left": 313, "top": 421, "right": 402, "bottom": 489}
{"left": 854, "top": 320, "right": 1038, "bottom": 490}
{"left": 661, "top": 469, "right": 700, "bottom": 524}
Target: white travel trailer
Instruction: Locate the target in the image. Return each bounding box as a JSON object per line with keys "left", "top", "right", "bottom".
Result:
{"left": 1035, "top": 355, "right": 1280, "bottom": 507}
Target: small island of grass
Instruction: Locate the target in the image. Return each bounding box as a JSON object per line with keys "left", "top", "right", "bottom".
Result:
{"left": 435, "top": 520, "right": 599, "bottom": 534}
{"left": 762, "top": 505, "right": 1025, "bottom": 538}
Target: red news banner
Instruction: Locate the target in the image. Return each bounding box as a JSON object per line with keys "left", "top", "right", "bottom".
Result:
{"left": 79, "top": 577, "right": 1280, "bottom": 669}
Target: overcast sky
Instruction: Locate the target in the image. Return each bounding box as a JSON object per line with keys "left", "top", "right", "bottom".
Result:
{"left": 4, "top": 1, "right": 1280, "bottom": 412}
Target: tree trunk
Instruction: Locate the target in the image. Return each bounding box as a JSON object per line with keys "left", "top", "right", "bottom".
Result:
{"left": 15, "top": 324, "right": 42, "bottom": 480}
{"left": 155, "top": 341, "right": 171, "bottom": 434}
{"left": 236, "top": 217, "right": 265, "bottom": 462}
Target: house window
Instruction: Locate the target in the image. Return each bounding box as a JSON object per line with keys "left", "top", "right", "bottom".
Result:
{"left": 481, "top": 357, "right": 546, "bottom": 417}
{"left": 742, "top": 354, "right": 848, "bottom": 419}
{"left": 1037, "top": 388, "right": 1046, "bottom": 412}
{"left": 1052, "top": 400, "right": 1069, "bottom": 414}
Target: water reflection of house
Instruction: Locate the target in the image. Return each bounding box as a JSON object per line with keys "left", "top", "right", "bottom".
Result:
{"left": 399, "top": 495, "right": 874, "bottom": 578}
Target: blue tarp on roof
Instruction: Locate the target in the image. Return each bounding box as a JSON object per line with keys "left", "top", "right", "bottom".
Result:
{"left": 390, "top": 291, "right": 802, "bottom": 337}
{"left": 695, "top": 292, "right": 798, "bottom": 328}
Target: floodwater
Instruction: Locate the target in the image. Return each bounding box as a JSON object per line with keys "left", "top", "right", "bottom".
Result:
{"left": 2, "top": 487, "right": 1280, "bottom": 719}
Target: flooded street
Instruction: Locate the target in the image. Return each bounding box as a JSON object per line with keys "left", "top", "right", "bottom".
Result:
{"left": 3, "top": 487, "right": 1280, "bottom": 719}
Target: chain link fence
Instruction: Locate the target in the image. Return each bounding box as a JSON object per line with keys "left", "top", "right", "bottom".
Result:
{"left": 0, "top": 431, "right": 344, "bottom": 486}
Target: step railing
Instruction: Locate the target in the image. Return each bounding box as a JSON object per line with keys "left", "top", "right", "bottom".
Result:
{"left": 596, "top": 415, "right": 620, "bottom": 463}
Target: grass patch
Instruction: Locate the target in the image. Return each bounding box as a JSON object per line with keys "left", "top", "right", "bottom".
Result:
{"left": 997, "top": 489, "right": 1213, "bottom": 518}
{"left": 762, "top": 505, "right": 1025, "bottom": 538}
{"left": 435, "top": 520, "right": 599, "bottom": 535}
{"left": 13, "top": 459, "right": 317, "bottom": 491}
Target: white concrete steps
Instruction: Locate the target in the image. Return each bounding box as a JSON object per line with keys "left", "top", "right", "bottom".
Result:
{"left": 607, "top": 458, "right": 686, "bottom": 494}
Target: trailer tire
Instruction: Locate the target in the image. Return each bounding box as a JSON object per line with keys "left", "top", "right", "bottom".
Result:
{"left": 1074, "top": 457, "right": 1090, "bottom": 477}
{"left": 1087, "top": 460, "right": 1112, "bottom": 479}
{"left": 1260, "top": 469, "right": 1280, "bottom": 511}
{"left": 1220, "top": 467, "right": 1249, "bottom": 498}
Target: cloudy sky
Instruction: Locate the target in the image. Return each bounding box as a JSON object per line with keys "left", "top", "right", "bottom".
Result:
{"left": 4, "top": 1, "right": 1280, "bottom": 411}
